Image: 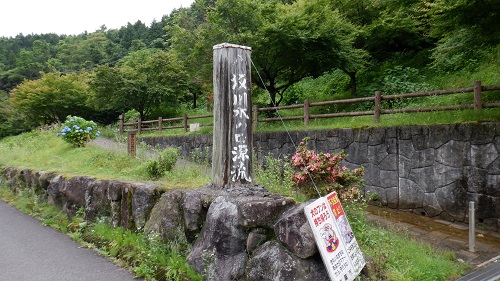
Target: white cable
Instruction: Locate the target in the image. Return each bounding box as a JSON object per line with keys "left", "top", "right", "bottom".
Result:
{"left": 247, "top": 54, "right": 322, "bottom": 198}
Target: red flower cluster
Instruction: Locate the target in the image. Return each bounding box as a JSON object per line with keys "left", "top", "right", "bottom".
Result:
{"left": 290, "top": 138, "right": 365, "bottom": 201}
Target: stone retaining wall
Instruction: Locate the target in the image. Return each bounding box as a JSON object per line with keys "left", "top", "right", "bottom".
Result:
{"left": 0, "top": 166, "right": 332, "bottom": 280}
{"left": 142, "top": 123, "right": 500, "bottom": 227}
{"left": 1, "top": 122, "right": 498, "bottom": 279}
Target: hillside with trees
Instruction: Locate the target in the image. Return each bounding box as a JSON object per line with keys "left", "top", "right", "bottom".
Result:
{"left": 0, "top": 0, "right": 499, "bottom": 137}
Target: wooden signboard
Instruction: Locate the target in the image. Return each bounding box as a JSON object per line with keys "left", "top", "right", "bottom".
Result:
{"left": 211, "top": 43, "right": 253, "bottom": 186}
{"left": 128, "top": 130, "right": 137, "bottom": 157}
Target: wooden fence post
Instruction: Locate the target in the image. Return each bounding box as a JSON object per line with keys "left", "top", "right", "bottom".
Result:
{"left": 183, "top": 114, "right": 188, "bottom": 133}
{"left": 374, "top": 91, "right": 382, "bottom": 123}
{"left": 304, "top": 99, "right": 310, "bottom": 126}
{"left": 158, "top": 117, "right": 163, "bottom": 132}
{"left": 137, "top": 119, "right": 142, "bottom": 134}
{"left": 119, "top": 114, "right": 124, "bottom": 134}
{"left": 212, "top": 43, "right": 253, "bottom": 187}
{"left": 474, "top": 80, "right": 482, "bottom": 110}
{"left": 252, "top": 105, "right": 258, "bottom": 132}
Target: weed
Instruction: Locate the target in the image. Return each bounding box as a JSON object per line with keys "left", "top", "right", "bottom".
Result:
{"left": 201, "top": 247, "right": 217, "bottom": 281}
{"left": 254, "top": 152, "right": 309, "bottom": 203}
{"left": 145, "top": 147, "right": 180, "bottom": 180}
{"left": 81, "top": 223, "right": 201, "bottom": 281}
{"left": 189, "top": 147, "right": 211, "bottom": 166}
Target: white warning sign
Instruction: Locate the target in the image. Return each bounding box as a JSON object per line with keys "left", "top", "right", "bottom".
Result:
{"left": 304, "top": 192, "right": 365, "bottom": 281}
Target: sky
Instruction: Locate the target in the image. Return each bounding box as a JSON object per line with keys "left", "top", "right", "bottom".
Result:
{"left": 0, "top": 0, "right": 195, "bottom": 38}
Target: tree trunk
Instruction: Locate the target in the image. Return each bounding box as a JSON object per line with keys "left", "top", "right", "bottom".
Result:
{"left": 348, "top": 71, "right": 357, "bottom": 97}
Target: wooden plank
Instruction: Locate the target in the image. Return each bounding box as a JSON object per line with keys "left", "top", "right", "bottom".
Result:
{"left": 382, "top": 104, "right": 474, "bottom": 114}
{"left": 310, "top": 96, "right": 375, "bottom": 106}
{"left": 382, "top": 87, "right": 474, "bottom": 100}
{"left": 311, "top": 111, "right": 374, "bottom": 118}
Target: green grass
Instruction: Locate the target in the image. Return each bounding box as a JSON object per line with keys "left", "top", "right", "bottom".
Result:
{"left": 126, "top": 93, "right": 499, "bottom": 137}
{"left": 254, "top": 153, "right": 310, "bottom": 203}
{"left": 343, "top": 204, "right": 470, "bottom": 281}
{"left": 0, "top": 184, "right": 201, "bottom": 281}
{"left": 81, "top": 221, "right": 202, "bottom": 281}
{"left": 0, "top": 129, "right": 211, "bottom": 189}
{"left": 356, "top": 220, "right": 469, "bottom": 281}
{"left": 0, "top": 123, "right": 479, "bottom": 281}
{"left": 256, "top": 156, "right": 469, "bottom": 281}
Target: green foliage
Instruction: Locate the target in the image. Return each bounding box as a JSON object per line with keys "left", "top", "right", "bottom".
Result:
{"left": 81, "top": 222, "right": 202, "bottom": 281}
{"left": 189, "top": 147, "right": 211, "bottom": 166}
{"left": 291, "top": 138, "right": 365, "bottom": 201}
{"left": 430, "top": 28, "right": 484, "bottom": 73}
{"left": 8, "top": 72, "right": 91, "bottom": 125}
{"left": 426, "top": 0, "right": 500, "bottom": 74}
{"left": 381, "top": 66, "right": 432, "bottom": 95}
{"left": 58, "top": 116, "right": 100, "bottom": 147}
{"left": 89, "top": 49, "right": 190, "bottom": 120}
{"left": 123, "top": 109, "right": 140, "bottom": 123}
{"left": 0, "top": 183, "right": 201, "bottom": 281}
{"left": 1, "top": 0, "right": 500, "bottom": 139}
{"left": 254, "top": 153, "right": 309, "bottom": 203}
{"left": 281, "top": 69, "right": 351, "bottom": 105}
{"left": 145, "top": 147, "right": 180, "bottom": 180}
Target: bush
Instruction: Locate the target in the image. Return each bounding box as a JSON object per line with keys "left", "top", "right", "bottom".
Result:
{"left": 58, "top": 116, "right": 100, "bottom": 147}
{"left": 290, "top": 137, "right": 365, "bottom": 202}
{"left": 145, "top": 147, "right": 179, "bottom": 179}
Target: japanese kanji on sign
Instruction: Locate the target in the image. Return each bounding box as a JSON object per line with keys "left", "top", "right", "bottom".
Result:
{"left": 304, "top": 192, "right": 366, "bottom": 281}
{"left": 211, "top": 43, "right": 253, "bottom": 187}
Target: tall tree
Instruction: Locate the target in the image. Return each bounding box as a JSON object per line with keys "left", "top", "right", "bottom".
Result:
{"left": 168, "top": 2, "right": 216, "bottom": 108}
{"left": 9, "top": 72, "right": 91, "bottom": 125}
{"left": 428, "top": 0, "right": 500, "bottom": 71}
{"left": 169, "top": 0, "right": 368, "bottom": 106}
{"left": 90, "top": 49, "right": 190, "bottom": 120}
{"left": 213, "top": 0, "right": 368, "bottom": 104}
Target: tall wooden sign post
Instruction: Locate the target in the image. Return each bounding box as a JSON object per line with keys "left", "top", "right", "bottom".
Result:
{"left": 212, "top": 43, "right": 253, "bottom": 187}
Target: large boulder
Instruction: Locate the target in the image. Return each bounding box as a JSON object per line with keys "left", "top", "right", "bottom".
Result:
{"left": 242, "top": 241, "right": 329, "bottom": 281}
{"left": 236, "top": 191, "right": 295, "bottom": 228}
{"left": 84, "top": 180, "right": 111, "bottom": 220}
{"left": 187, "top": 195, "right": 248, "bottom": 281}
{"left": 182, "top": 189, "right": 213, "bottom": 242}
{"left": 132, "top": 183, "right": 161, "bottom": 230}
{"left": 274, "top": 200, "right": 317, "bottom": 259}
{"left": 145, "top": 189, "right": 185, "bottom": 242}
{"left": 186, "top": 184, "right": 301, "bottom": 280}
{"left": 62, "top": 176, "right": 95, "bottom": 215}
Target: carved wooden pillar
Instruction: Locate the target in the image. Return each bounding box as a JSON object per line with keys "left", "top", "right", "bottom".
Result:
{"left": 212, "top": 43, "right": 253, "bottom": 187}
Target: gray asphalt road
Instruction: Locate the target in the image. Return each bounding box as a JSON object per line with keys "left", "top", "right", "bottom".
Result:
{"left": 0, "top": 200, "right": 140, "bottom": 281}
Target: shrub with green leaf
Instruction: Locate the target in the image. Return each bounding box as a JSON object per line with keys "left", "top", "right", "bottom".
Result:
{"left": 254, "top": 153, "right": 312, "bottom": 202}
{"left": 145, "top": 147, "right": 180, "bottom": 179}
{"left": 291, "top": 137, "right": 365, "bottom": 201}
{"left": 58, "top": 116, "right": 100, "bottom": 147}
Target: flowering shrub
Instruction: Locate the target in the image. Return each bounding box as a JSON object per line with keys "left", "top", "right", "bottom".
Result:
{"left": 291, "top": 137, "right": 365, "bottom": 202}
{"left": 57, "top": 116, "right": 100, "bottom": 147}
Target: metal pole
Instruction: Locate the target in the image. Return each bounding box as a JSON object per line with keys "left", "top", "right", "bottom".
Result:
{"left": 469, "top": 201, "right": 475, "bottom": 252}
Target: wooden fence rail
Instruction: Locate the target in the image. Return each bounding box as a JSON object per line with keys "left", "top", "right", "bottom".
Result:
{"left": 119, "top": 113, "right": 213, "bottom": 134}
{"left": 119, "top": 80, "right": 500, "bottom": 134}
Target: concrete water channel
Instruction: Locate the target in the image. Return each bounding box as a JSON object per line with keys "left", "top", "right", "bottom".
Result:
{"left": 367, "top": 205, "right": 500, "bottom": 280}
